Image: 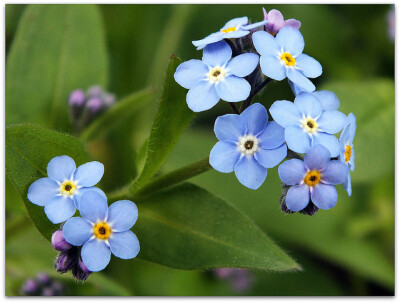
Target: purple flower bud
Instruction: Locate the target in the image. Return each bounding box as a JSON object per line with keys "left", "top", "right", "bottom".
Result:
{"left": 51, "top": 230, "right": 72, "bottom": 252}
{"left": 54, "top": 250, "right": 75, "bottom": 273}
{"left": 21, "top": 279, "right": 38, "bottom": 295}
{"left": 72, "top": 258, "right": 91, "bottom": 281}
{"left": 103, "top": 94, "right": 115, "bottom": 107}
{"left": 68, "top": 89, "right": 86, "bottom": 106}
{"left": 86, "top": 97, "right": 103, "bottom": 113}
{"left": 42, "top": 287, "right": 55, "bottom": 296}
{"left": 36, "top": 272, "right": 51, "bottom": 285}
{"left": 262, "top": 8, "right": 301, "bottom": 36}
{"left": 88, "top": 85, "right": 104, "bottom": 97}
{"left": 215, "top": 268, "right": 235, "bottom": 278}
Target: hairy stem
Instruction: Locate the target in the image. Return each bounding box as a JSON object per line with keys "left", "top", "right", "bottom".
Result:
{"left": 228, "top": 102, "right": 240, "bottom": 114}
{"left": 240, "top": 77, "right": 272, "bottom": 112}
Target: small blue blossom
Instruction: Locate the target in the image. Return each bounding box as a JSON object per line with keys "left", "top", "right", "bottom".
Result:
{"left": 27, "top": 155, "right": 105, "bottom": 224}
{"left": 209, "top": 103, "right": 287, "bottom": 189}
{"left": 270, "top": 92, "right": 347, "bottom": 157}
{"left": 62, "top": 190, "right": 140, "bottom": 272}
{"left": 252, "top": 27, "right": 322, "bottom": 92}
{"left": 262, "top": 8, "right": 301, "bottom": 36}
{"left": 192, "top": 16, "right": 267, "bottom": 50}
{"left": 278, "top": 144, "right": 348, "bottom": 212}
{"left": 339, "top": 113, "right": 356, "bottom": 196}
{"left": 174, "top": 41, "right": 259, "bottom": 112}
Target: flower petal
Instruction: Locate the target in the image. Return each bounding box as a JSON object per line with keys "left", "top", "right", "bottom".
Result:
{"left": 234, "top": 156, "right": 267, "bottom": 190}
{"left": 294, "top": 92, "right": 322, "bottom": 118}
{"left": 321, "top": 160, "right": 348, "bottom": 185}
{"left": 311, "top": 184, "right": 338, "bottom": 210}
{"left": 312, "top": 132, "right": 340, "bottom": 157}
{"left": 343, "top": 169, "right": 352, "bottom": 196}
{"left": 312, "top": 90, "right": 340, "bottom": 111}
{"left": 74, "top": 187, "right": 107, "bottom": 211}
{"left": 269, "top": 100, "right": 301, "bottom": 128}
{"left": 284, "top": 19, "right": 301, "bottom": 30}
{"left": 259, "top": 55, "right": 286, "bottom": 80}
{"left": 62, "top": 217, "right": 92, "bottom": 246}
{"left": 79, "top": 190, "right": 108, "bottom": 223}
{"left": 242, "top": 20, "right": 268, "bottom": 30}
{"left": 174, "top": 59, "right": 208, "bottom": 89}
{"left": 214, "top": 114, "right": 246, "bottom": 142}
{"left": 109, "top": 230, "right": 140, "bottom": 260}
{"left": 215, "top": 76, "right": 251, "bottom": 102}
{"left": 278, "top": 159, "right": 307, "bottom": 185}
{"left": 202, "top": 41, "right": 232, "bottom": 66}
{"left": 108, "top": 200, "right": 138, "bottom": 232}
{"left": 27, "top": 177, "right": 59, "bottom": 206}
{"left": 304, "top": 144, "right": 331, "bottom": 170}
{"left": 258, "top": 122, "right": 286, "bottom": 149}
{"left": 252, "top": 31, "right": 280, "bottom": 56}
{"left": 289, "top": 80, "right": 305, "bottom": 96}
{"left": 240, "top": 103, "right": 268, "bottom": 136}
{"left": 266, "top": 9, "right": 284, "bottom": 33}
{"left": 285, "top": 126, "right": 311, "bottom": 154}
{"left": 287, "top": 68, "right": 315, "bottom": 92}
{"left": 276, "top": 27, "right": 304, "bottom": 56}
{"left": 295, "top": 54, "right": 322, "bottom": 78}
{"left": 318, "top": 110, "right": 347, "bottom": 135}
{"left": 209, "top": 141, "right": 240, "bottom": 173}
{"left": 192, "top": 32, "right": 224, "bottom": 49}
{"left": 73, "top": 161, "right": 104, "bottom": 187}
{"left": 255, "top": 144, "right": 287, "bottom": 169}
{"left": 187, "top": 81, "right": 220, "bottom": 112}
{"left": 222, "top": 17, "right": 248, "bottom": 29}
{"left": 81, "top": 239, "right": 111, "bottom": 272}
{"left": 226, "top": 53, "right": 259, "bottom": 77}
{"left": 44, "top": 196, "right": 76, "bottom": 224}
{"left": 47, "top": 155, "right": 76, "bottom": 182}
{"left": 285, "top": 185, "right": 310, "bottom": 211}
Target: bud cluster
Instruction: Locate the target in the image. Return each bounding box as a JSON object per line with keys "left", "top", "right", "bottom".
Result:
{"left": 19, "top": 272, "right": 65, "bottom": 296}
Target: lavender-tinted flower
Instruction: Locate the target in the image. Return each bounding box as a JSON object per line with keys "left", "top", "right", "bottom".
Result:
{"left": 262, "top": 8, "right": 301, "bottom": 36}
{"left": 51, "top": 230, "right": 72, "bottom": 252}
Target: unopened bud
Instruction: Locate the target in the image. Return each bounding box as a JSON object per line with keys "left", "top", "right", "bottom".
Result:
{"left": 72, "top": 258, "right": 91, "bottom": 281}
{"left": 54, "top": 250, "right": 76, "bottom": 273}
{"left": 51, "top": 230, "right": 72, "bottom": 252}
{"left": 68, "top": 89, "right": 86, "bottom": 107}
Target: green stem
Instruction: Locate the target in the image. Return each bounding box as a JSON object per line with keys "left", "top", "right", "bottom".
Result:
{"left": 108, "top": 157, "right": 212, "bottom": 201}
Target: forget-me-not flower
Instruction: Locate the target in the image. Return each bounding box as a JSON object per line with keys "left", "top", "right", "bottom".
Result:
{"left": 209, "top": 103, "right": 287, "bottom": 189}
{"left": 262, "top": 8, "right": 301, "bottom": 36}
{"left": 278, "top": 144, "right": 348, "bottom": 211}
{"left": 339, "top": 113, "right": 356, "bottom": 196}
{"left": 270, "top": 92, "right": 347, "bottom": 157}
{"left": 27, "top": 155, "right": 104, "bottom": 224}
{"left": 62, "top": 190, "right": 140, "bottom": 272}
{"left": 174, "top": 41, "right": 259, "bottom": 112}
{"left": 253, "top": 27, "right": 322, "bottom": 92}
{"left": 192, "top": 17, "right": 267, "bottom": 50}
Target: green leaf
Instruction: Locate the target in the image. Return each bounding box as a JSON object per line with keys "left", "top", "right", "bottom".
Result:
{"left": 6, "top": 123, "right": 90, "bottom": 240}
{"left": 134, "top": 182, "right": 300, "bottom": 271}
{"left": 79, "top": 87, "right": 154, "bottom": 142}
{"left": 321, "top": 79, "right": 394, "bottom": 183}
{"left": 131, "top": 55, "right": 195, "bottom": 191}
{"left": 6, "top": 4, "right": 108, "bottom": 130}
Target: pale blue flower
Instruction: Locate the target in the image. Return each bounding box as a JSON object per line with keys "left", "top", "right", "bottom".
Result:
{"left": 210, "top": 103, "right": 287, "bottom": 189}
{"left": 192, "top": 16, "right": 267, "bottom": 50}
{"left": 253, "top": 27, "right": 322, "bottom": 92}
{"left": 270, "top": 92, "right": 347, "bottom": 157}
{"left": 339, "top": 113, "right": 356, "bottom": 196}
{"left": 174, "top": 41, "right": 259, "bottom": 112}
{"left": 62, "top": 190, "right": 140, "bottom": 272}
{"left": 278, "top": 144, "right": 348, "bottom": 211}
{"left": 27, "top": 155, "right": 105, "bottom": 224}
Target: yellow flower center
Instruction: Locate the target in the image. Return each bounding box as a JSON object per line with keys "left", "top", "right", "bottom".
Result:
{"left": 300, "top": 117, "right": 319, "bottom": 134}
{"left": 304, "top": 170, "right": 321, "bottom": 187}
{"left": 344, "top": 144, "right": 352, "bottom": 163}
{"left": 221, "top": 26, "right": 237, "bottom": 33}
{"left": 207, "top": 66, "right": 227, "bottom": 83}
{"left": 93, "top": 222, "right": 112, "bottom": 240}
{"left": 59, "top": 180, "right": 77, "bottom": 196}
{"left": 280, "top": 52, "right": 296, "bottom": 66}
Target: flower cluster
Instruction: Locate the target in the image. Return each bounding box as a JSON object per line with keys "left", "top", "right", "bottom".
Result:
{"left": 174, "top": 8, "right": 356, "bottom": 215}
{"left": 27, "top": 155, "right": 140, "bottom": 279}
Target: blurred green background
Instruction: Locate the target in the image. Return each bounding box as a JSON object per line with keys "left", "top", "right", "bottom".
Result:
{"left": 6, "top": 4, "right": 394, "bottom": 296}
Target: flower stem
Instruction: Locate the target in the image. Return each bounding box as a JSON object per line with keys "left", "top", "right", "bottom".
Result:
{"left": 224, "top": 38, "right": 239, "bottom": 57}
{"left": 240, "top": 77, "right": 272, "bottom": 112}
{"left": 228, "top": 102, "right": 240, "bottom": 114}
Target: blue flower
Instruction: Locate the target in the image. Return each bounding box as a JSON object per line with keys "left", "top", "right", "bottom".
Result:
{"left": 339, "top": 113, "right": 356, "bottom": 196}
{"left": 270, "top": 92, "right": 347, "bottom": 157}
{"left": 174, "top": 41, "right": 259, "bottom": 112}
{"left": 278, "top": 144, "right": 348, "bottom": 211}
{"left": 209, "top": 103, "right": 287, "bottom": 189}
{"left": 62, "top": 190, "right": 140, "bottom": 272}
{"left": 192, "top": 16, "right": 267, "bottom": 50}
{"left": 252, "top": 27, "right": 322, "bottom": 92}
{"left": 27, "top": 155, "right": 104, "bottom": 224}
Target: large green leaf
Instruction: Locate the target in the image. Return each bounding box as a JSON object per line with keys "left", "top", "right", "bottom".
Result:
{"left": 131, "top": 55, "right": 195, "bottom": 191}
{"left": 6, "top": 124, "right": 90, "bottom": 240}
{"left": 6, "top": 4, "right": 108, "bottom": 130}
{"left": 321, "top": 79, "right": 394, "bottom": 183}
{"left": 134, "top": 182, "right": 300, "bottom": 271}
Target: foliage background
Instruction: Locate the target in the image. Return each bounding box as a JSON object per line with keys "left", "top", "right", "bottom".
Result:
{"left": 5, "top": 4, "right": 394, "bottom": 296}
